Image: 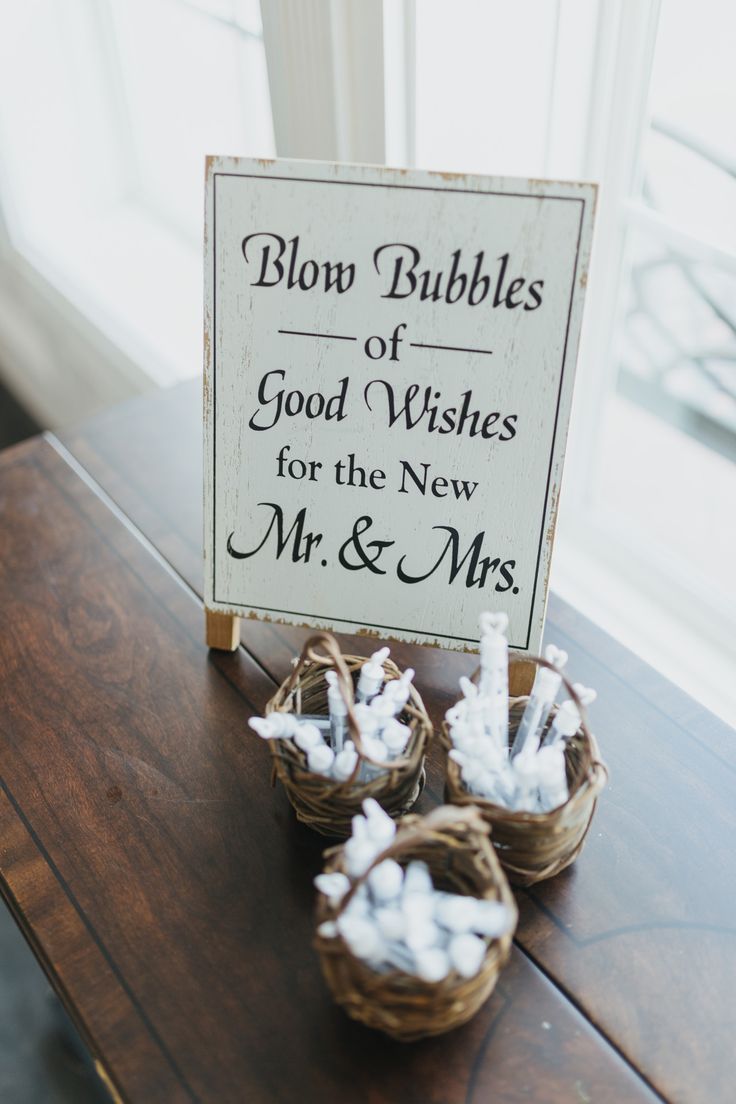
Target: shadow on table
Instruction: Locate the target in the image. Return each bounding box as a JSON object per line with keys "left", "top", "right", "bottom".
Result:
{"left": 0, "top": 905, "right": 110, "bottom": 1104}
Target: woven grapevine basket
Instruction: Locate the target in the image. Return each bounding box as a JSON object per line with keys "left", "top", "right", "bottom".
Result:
{"left": 314, "top": 804, "right": 517, "bottom": 1041}
{"left": 442, "top": 655, "right": 607, "bottom": 887}
{"left": 264, "top": 632, "right": 432, "bottom": 838}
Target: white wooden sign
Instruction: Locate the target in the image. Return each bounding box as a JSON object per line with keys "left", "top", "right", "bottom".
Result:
{"left": 204, "top": 157, "right": 595, "bottom": 655}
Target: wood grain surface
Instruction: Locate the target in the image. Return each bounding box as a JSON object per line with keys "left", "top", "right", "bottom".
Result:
{"left": 58, "top": 380, "right": 736, "bottom": 1103}
{"left": 0, "top": 437, "right": 662, "bottom": 1104}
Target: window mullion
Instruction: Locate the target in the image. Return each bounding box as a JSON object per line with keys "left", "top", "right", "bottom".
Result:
{"left": 261, "top": 0, "right": 385, "bottom": 163}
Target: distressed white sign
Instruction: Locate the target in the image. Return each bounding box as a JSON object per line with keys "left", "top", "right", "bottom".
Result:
{"left": 204, "top": 157, "right": 595, "bottom": 653}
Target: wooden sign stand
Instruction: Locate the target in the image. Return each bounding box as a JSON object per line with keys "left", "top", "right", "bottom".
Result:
{"left": 205, "top": 610, "right": 240, "bottom": 652}
{"left": 204, "top": 606, "right": 535, "bottom": 696}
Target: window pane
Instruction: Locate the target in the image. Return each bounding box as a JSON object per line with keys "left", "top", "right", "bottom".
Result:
{"left": 597, "top": 391, "right": 736, "bottom": 601}
{"left": 413, "top": 0, "right": 559, "bottom": 176}
{"left": 598, "top": 0, "right": 736, "bottom": 604}
{"left": 618, "top": 0, "right": 736, "bottom": 459}
{"left": 0, "top": 0, "right": 126, "bottom": 240}
{"left": 0, "top": 0, "right": 274, "bottom": 383}
{"left": 643, "top": 129, "right": 736, "bottom": 251}
{"left": 646, "top": 0, "right": 735, "bottom": 166}
{"left": 108, "top": 0, "right": 274, "bottom": 240}
{"left": 617, "top": 229, "right": 736, "bottom": 456}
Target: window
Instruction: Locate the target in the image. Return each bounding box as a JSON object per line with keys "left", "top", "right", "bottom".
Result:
{"left": 0, "top": 0, "right": 383, "bottom": 422}
{"left": 0, "top": 0, "right": 732, "bottom": 717}
{"left": 392, "top": 0, "right": 735, "bottom": 719}
{"left": 0, "top": 0, "right": 274, "bottom": 415}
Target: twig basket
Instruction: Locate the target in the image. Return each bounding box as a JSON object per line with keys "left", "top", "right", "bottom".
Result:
{"left": 443, "top": 656, "right": 607, "bottom": 887}
{"left": 315, "top": 804, "right": 517, "bottom": 1041}
{"left": 265, "top": 632, "right": 432, "bottom": 838}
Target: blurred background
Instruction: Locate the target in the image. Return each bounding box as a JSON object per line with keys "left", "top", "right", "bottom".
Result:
{"left": 2, "top": 0, "right": 732, "bottom": 719}
{"left": 0, "top": 2, "right": 734, "bottom": 1098}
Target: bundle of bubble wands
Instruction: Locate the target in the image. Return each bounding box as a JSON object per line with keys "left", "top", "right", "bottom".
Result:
{"left": 248, "top": 648, "right": 415, "bottom": 783}
{"left": 445, "top": 613, "right": 597, "bottom": 813}
{"left": 315, "top": 799, "right": 515, "bottom": 981}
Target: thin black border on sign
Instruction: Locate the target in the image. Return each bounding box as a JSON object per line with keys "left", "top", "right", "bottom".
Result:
{"left": 211, "top": 171, "right": 586, "bottom": 650}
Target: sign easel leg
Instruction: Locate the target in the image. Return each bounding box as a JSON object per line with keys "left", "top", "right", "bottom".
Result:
{"left": 205, "top": 609, "right": 240, "bottom": 651}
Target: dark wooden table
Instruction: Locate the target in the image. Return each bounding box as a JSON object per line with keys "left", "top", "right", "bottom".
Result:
{"left": 0, "top": 380, "right": 733, "bottom": 1104}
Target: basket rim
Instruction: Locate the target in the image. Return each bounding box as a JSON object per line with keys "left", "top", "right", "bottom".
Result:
{"left": 314, "top": 805, "right": 517, "bottom": 989}
{"left": 264, "top": 650, "right": 433, "bottom": 795}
